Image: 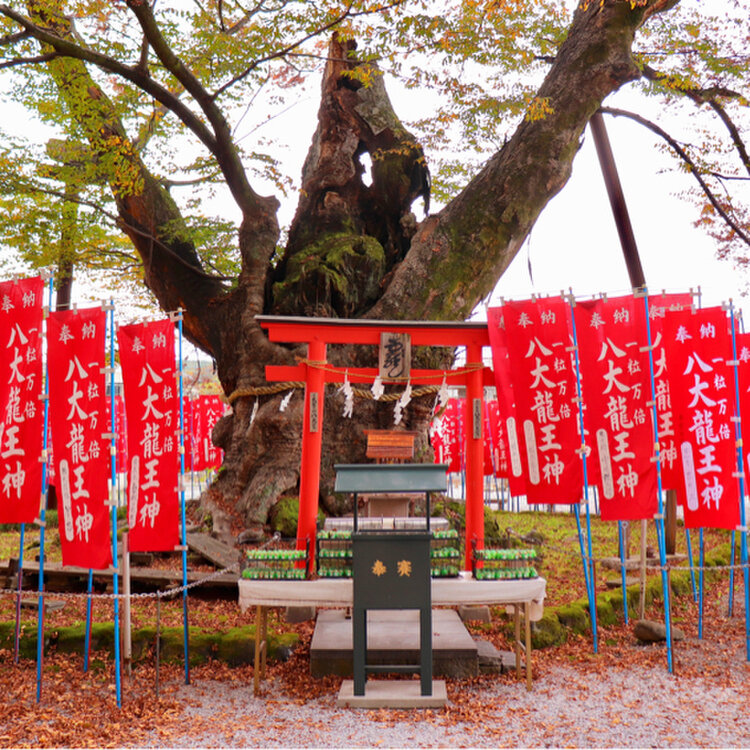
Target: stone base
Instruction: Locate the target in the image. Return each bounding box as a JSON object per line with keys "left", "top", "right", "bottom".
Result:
{"left": 473, "top": 637, "right": 517, "bottom": 674}
{"left": 458, "top": 604, "right": 492, "bottom": 623}
{"left": 285, "top": 605, "right": 317, "bottom": 623}
{"left": 336, "top": 679, "right": 447, "bottom": 709}
{"left": 310, "top": 609, "right": 478, "bottom": 678}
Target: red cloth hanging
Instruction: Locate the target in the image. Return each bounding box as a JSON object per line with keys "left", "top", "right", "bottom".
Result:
{"left": 0, "top": 277, "right": 45, "bottom": 523}
{"left": 47, "top": 307, "right": 112, "bottom": 569}
{"left": 502, "top": 298, "right": 583, "bottom": 504}
{"left": 638, "top": 292, "right": 694, "bottom": 492}
{"left": 663, "top": 306, "right": 740, "bottom": 530}
{"left": 118, "top": 319, "right": 180, "bottom": 552}
{"left": 486, "top": 306, "right": 527, "bottom": 497}
{"left": 431, "top": 397, "right": 462, "bottom": 473}
{"left": 574, "top": 295, "right": 657, "bottom": 521}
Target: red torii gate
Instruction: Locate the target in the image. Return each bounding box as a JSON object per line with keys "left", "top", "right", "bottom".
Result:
{"left": 257, "top": 315, "right": 494, "bottom": 570}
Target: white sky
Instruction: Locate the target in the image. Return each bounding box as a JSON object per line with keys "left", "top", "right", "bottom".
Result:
{"left": 487, "top": 109, "right": 748, "bottom": 315}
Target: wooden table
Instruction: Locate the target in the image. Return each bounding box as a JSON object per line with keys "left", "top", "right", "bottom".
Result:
{"left": 239, "top": 576, "right": 546, "bottom": 694}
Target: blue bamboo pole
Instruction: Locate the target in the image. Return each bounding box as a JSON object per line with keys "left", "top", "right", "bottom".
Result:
{"left": 618, "top": 521, "right": 629, "bottom": 624}
{"left": 567, "top": 293, "right": 598, "bottom": 651}
{"left": 108, "top": 301, "right": 122, "bottom": 706}
{"left": 642, "top": 288, "right": 674, "bottom": 672}
{"left": 685, "top": 528, "right": 697, "bottom": 603}
{"left": 177, "top": 310, "right": 190, "bottom": 684}
{"left": 728, "top": 302, "right": 750, "bottom": 658}
{"left": 36, "top": 272, "right": 53, "bottom": 702}
{"left": 83, "top": 569, "right": 93, "bottom": 672}
{"left": 13, "top": 523, "right": 25, "bottom": 662}
{"left": 12, "top": 281, "right": 26, "bottom": 664}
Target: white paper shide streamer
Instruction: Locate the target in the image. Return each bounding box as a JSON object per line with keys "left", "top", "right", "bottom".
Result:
{"left": 250, "top": 398, "right": 259, "bottom": 426}
{"left": 431, "top": 374, "right": 449, "bottom": 432}
{"left": 437, "top": 374, "right": 449, "bottom": 409}
{"left": 279, "top": 390, "right": 293, "bottom": 412}
{"left": 393, "top": 381, "right": 412, "bottom": 425}
{"left": 371, "top": 374, "right": 385, "bottom": 401}
{"left": 339, "top": 370, "right": 354, "bottom": 418}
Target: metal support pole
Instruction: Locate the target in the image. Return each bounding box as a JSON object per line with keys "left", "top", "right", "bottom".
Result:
{"left": 122, "top": 532, "right": 132, "bottom": 677}
{"left": 642, "top": 290, "right": 674, "bottom": 672}
{"left": 108, "top": 300, "right": 122, "bottom": 706}
{"left": 14, "top": 524, "right": 25, "bottom": 662}
{"left": 177, "top": 310, "right": 190, "bottom": 685}
{"left": 568, "top": 294, "right": 598, "bottom": 651}
{"left": 36, "top": 273, "right": 54, "bottom": 703}
{"left": 83, "top": 569, "right": 93, "bottom": 672}
{"left": 618, "top": 522, "right": 629, "bottom": 624}
{"left": 728, "top": 302, "right": 750, "bottom": 658}
{"left": 590, "top": 110, "right": 655, "bottom": 608}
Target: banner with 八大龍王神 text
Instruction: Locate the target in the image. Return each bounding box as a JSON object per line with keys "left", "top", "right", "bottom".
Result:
{"left": 0, "top": 276, "right": 45, "bottom": 524}
{"left": 501, "top": 298, "right": 583, "bottom": 504}
{"left": 662, "top": 306, "right": 739, "bottom": 530}
{"left": 119, "top": 319, "right": 180, "bottom": 552}
{"left": 47, "top": 307, "right": 112, "bottom": 569}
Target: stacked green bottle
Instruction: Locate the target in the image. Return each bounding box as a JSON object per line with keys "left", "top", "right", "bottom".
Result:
{"left": 473, "top": 547, "right": 538, "bottom": 580}
{"left": 243, "top": 547, "right": 309, "bottom": 579}
{"left": 429, "top": 528, "right": 460, "bottom": 577}
{"left": 316, "top": 529, "right": 353, "bottom": 578}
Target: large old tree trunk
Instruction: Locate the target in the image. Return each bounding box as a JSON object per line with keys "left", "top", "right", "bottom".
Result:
{"left": 23, "top": 0, "right": 678, "bottom": 538}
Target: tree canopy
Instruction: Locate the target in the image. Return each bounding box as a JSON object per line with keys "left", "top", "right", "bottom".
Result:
{"left": 1, "top": 1, "right": 747, "bottom": 301}
{"left": 0, "top": 0, "right": 748, "bottom": 529}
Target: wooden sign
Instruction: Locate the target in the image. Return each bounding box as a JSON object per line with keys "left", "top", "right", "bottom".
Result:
{"left": 472, "top": 398, "right": 482, "bottom": 440}
{"left": 379, "top": 332, "right": 411, "bottom": 380}
{"left": 309, "top": 392, "right": 319, "bottom": 433}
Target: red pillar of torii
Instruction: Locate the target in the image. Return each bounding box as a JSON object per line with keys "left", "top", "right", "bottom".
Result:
{"left": 257, "top": 315, "right": 494, "bottom": 570}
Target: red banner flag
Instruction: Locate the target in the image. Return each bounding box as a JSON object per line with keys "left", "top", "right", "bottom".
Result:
{"left": 431, "top": 398, "right": 462, "bottom": 473}
{"left": 118, "top": 319, "right": 180, "bottom": 552}
{"left": 47, "top": 308, "right": 112, "bottom": 569}
{"left": 486, "top": 307, "right": 527, "bottom": 496}
{"left": 483, "top": 401, "right": 505, "bottom": 477}
{"left": 180, "top": 397, "right": 192, "bottom": 471}
{"left": 502, "top": 298, "right": 583, "bottom": 503}
{"left": 639, "top": 292, "right": 694, "bottom": 491}
{"left": 198, "top": 395, "right": 225, "bottom": 470}
{"left": 114, "top": 394, "right": 128, "bottom": 471}
{"left": 0, "top": 277, "right": 45, "bottom": 523}
{"left": 575, "top": 296, "right": 657, "bottom": 520}
{"left": 663, "top": 306, "right": 739, "bottom": 530}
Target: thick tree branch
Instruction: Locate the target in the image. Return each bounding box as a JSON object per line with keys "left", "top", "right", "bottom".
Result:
{"left": 22, "top": 183, "right": 234, "bottom": 281}
{"left": 369, "top": 0, "right": 677, "bottom": 322}
{"left": 124, "top": 0, "right": 265, "bottom": 214}
{"left": 600, "top": 105, "right": 750, "bottom": 249}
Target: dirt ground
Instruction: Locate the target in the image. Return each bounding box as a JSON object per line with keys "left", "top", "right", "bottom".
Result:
{"left": 2, "top": 576, "right": 750, "bottom": 748}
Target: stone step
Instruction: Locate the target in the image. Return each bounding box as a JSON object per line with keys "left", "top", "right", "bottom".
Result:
{"left": 310, "top": 608, "right": 478, "bottom": 678}
{"left": 473, "top": 637, "right": 517, "bottom": 674}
